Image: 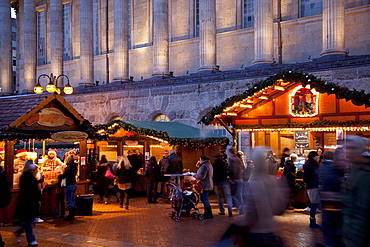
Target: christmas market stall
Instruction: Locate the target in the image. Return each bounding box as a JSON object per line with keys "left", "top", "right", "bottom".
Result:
{"left": 0, "top": 93, "right": 92, "bottom": 222}
{"left": 200, "top": 71, "right": 370, "bottom": 205}
{"left": 92, "top": 120, "right": 229, "bottom": 171}
{"left": 201, "top": 71, "right": 370, "bottom": 156}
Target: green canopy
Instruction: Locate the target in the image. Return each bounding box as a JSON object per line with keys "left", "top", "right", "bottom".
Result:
{"left": 122, "top": 120, "right": 223, "bottom": 140}
{"left": 92, "top": 120, "right": 229, "bottom": 149}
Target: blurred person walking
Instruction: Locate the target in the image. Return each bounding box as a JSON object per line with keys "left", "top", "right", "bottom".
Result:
{"left": 217, "top": 146, "right": 285, "bottom": 247}
{"left": 212, "top": 152, "right": 233, "bottom": 217}
{"left": 227, "top": 148, "right": 244, "bottom": 214}
{"left": 319, "top": 150, "right": 345, "bottom": 247}
{"left": 343, "top": 135, "right": 370, "bottom": 247}
{"left": 13, "top": 161, "right": 43, "bottom": 246}
{"left": 196, "top": 155, "right": 214, "bottom": 219}
{"left": 303, "top": 151, "right": 321, "bottom": 229}
{"left": 145, "top": 156, "right": 161, "bottom": 203}
{"left": 116, "top": 156, "right": 133, "bottom": 209}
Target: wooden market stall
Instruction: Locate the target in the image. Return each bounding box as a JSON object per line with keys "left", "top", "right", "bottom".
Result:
{"left": 0, "top": 93, "right": 92, "bottom": 222}
{"left": 93, "top": 120, "right": 230, "bottom": 172}
{"left": 200, "top": 71, "right": 370, "bottom": 156}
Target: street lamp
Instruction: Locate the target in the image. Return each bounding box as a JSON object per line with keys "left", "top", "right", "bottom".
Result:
{"left": 34, "top": 73, "right": 74, "bottom": 95}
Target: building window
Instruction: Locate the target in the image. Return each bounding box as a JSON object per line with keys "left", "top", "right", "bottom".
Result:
{"left": 93, "top": 0, "right": 100, "bottom": 55}
{"left": 63, "top": 3, "right": 71, "bottom": 61}
{"left": 243, "top": 0, "right": 254, "bottom": 28}
{"left": 153, "top": 114, "right": 170, "bottom": 122}
{"left": 128, "top": 0, "right": 132, "bottom": 48}
{"left": 37, "top": 10, "right": 46, "bottom": 65}
{"left": 300, "top": 0, "right": 323, "bottom": 17}
{"left": 194, "top": 0, "right": 199, "bottom": 38}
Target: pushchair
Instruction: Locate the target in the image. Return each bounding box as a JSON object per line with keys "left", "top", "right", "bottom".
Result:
{"left": 166, "top": 181, "right": 203, "bottom": 222}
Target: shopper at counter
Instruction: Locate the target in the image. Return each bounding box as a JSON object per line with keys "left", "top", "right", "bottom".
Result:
{"left": 145, "top": 156, "right": 161, "bottom": 204}
{"left": 59, "top": 155, "right": 78, "bottom": 221}
{"left": 96, "top": 155, "right": 111, "bottom": 204}
{"left": 13, "top": 161, "right": 42, "bottom": 246}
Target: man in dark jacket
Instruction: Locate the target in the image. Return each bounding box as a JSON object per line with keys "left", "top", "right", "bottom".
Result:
{"left": 303, "top": 151, "right": 320, "bottom": 228}
{"left": 146, "top": 156, "right": 161, "bottom": 203}
{"left": 166, "top": 149, "right": 183, "bottom": 185}
{"left": 212, "top": 153, "right": 233, "bottom": 217}
{"left": 158, "top": 150, "right": 169, "bottom": 199}
{"left": 283, "top": 153, "right": 297, "bottom": 210}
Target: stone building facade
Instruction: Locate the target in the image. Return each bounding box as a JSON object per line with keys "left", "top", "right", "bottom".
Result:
{"left": 0, "top": 0, "right": 369, "bottom": 136}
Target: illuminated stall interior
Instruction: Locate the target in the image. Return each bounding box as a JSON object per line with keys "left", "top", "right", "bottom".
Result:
{"left": 93, "top": 120, "right": 229, "bottom": 172}
{"left": 201, "top": 71, "right": 370, "bottom": 157}
{"left": 0, "top": 93, "right": 92, "bottom": 222}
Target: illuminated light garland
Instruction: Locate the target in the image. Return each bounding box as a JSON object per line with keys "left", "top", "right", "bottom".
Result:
{"left": 233, "top": 119, "right": 370, "bottom": 132}
{"left": 200, "top": 71, "right": 370, "bottom": 125}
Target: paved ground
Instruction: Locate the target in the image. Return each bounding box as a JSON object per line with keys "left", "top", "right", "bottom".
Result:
{"left": 1, "top": 195, "right": 323, "bottom": 247}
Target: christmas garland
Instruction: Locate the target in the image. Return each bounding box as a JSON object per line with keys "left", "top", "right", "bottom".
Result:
{"left": 233, "top": 119, "right": 370, "bottom": 131}
{"left": 92, "top": 120, "right": 229, "bottom": 150}
{"left": 200, "top": 71, "right": 370, "bottom": 125}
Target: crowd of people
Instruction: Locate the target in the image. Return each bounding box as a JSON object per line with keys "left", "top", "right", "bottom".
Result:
{"left": 1, "top": 135, "right": 370, "bottom": 246}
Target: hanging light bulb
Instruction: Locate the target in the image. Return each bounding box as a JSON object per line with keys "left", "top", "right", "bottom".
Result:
{"left": 46, "top": 81, "right": 56, "bottom": 93}
{"left": 34, "top": 81, "right": 43, "bottom": 94}
{"left": 63, "top": 81, "right": 74, "bottom": 95}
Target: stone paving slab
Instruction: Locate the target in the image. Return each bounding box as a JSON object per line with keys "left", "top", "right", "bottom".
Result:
{"left": 1, "top": 195, "right": 323, "bottom": 247}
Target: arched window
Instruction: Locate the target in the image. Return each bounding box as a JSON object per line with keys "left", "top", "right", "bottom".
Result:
{"left": 153, "top": 114, "right": 170, "bottom": 122}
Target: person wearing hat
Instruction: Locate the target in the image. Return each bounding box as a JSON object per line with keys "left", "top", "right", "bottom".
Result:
{"left": 42, "top": 149, "right": 63, "bottom": 179}
{"left": 14, "top": 149, "right": 28, "bottom": 174}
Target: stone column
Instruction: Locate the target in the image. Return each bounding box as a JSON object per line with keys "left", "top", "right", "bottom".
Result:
{"left": 0, "top": 0, "right": 13, "bottom": 95}
{"left": 321, "top": 0, "right": 346, "bottom": 56}
{"left": 50, "top": 0, "right": 63, "bottom": 78}
{"left": 79, "top": 0, "right": 94, "bottom": 86}
{"left": 113, "top": 0, "right": 129, "bottom": 82}
{"left": 198, "top": 0, "right": 217, "bottom": 72}
{"left": 23, "top": 0, "right": 37, "bottom": 93}
{"left": 253, "top": 0, "right": 273, "bottom": 65}
{"left": 152, "top": 0, "right": 169, "bottom": 77}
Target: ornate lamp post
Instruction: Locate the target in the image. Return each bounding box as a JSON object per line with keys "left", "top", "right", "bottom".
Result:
{"left": 34, "top": 73, "right": 74, "bottom": 95}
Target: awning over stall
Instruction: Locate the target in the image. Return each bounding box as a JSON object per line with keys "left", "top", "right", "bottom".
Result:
{"left": 93, "top": 120, "right": 229, "bottom": 149}
{"left": 0, "top": 93, "right": 92, "bottom": 140}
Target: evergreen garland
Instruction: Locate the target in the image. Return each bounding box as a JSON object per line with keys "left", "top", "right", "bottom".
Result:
{"left": 92, "top": 120, "right": 229, "bottom": 150}
{"left": 200, "top": 71, "right": 370, "bottom": 125}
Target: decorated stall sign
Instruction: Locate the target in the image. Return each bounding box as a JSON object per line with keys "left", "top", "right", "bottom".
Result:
{"left": 25, "top": 107, "right": 74, "bottom": 127}
{"left": 51, "top": 131, "right": 88, "bottom": 142}
{"left": 295, "top": 131, "right": 309, "bottom": 148}
{"left": 290, "top": 85, "right": 319, "bottom": 117}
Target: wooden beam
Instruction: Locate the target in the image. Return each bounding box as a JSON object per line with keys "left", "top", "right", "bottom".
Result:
{"left": 4, "top": 141, "right": 14, "bottom": 187}
{"left": 215, "top": 117, "right": 234, "bottom": 136}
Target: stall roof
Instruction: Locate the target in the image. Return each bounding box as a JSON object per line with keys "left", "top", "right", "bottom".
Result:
{"left": 122, "top": 120, "right": 224, "bottom": 140}
{"left": 200, "top": 71, "right": 370, "bottom": 132}
{"left": 93, "top": 120, "right": 229, "bottom": 149}
{"left": 0, "top": 93, "right": 91, "bottom": 140}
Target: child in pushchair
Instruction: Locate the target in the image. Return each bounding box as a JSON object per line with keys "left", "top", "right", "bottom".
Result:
{"left": 166, "top": 181, "right": 204, "bottom": 222}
